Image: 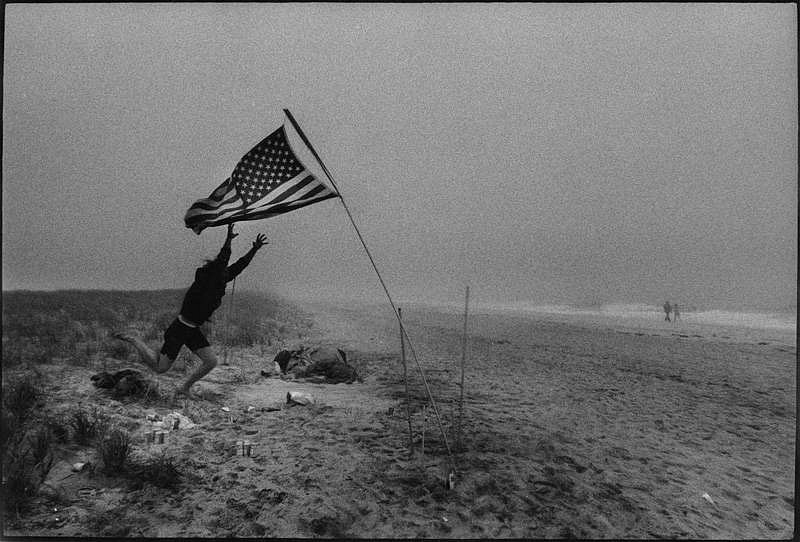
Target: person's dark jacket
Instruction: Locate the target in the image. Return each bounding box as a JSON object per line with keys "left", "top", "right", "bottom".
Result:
{"left": 179, "top": 241, "right": 258, "bottom": 325}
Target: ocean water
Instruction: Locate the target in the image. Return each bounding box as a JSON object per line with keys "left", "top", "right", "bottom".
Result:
{"left": 424, "top": 301, "right": 797, "bottom": 346}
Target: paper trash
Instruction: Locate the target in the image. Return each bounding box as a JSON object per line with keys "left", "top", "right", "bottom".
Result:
{"left": 286, "top": 391, "right": 315, "bottom": 406}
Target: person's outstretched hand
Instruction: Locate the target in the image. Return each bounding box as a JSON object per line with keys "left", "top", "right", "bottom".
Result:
{"left": 226, "top": 223, "right": 238, "bottom": 240}
{"left": 252, "top": 233, "right": 268, "bottom": 250}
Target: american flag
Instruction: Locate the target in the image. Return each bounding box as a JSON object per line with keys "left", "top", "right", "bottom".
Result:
{"left": 184, "top": 126, "right": 338, "bottom": 234}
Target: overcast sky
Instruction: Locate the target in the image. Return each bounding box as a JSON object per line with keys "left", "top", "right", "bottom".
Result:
{"left": 3, "top": 4, "right": 796, "bottom": 310}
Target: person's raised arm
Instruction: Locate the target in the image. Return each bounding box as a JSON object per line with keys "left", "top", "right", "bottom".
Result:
{"left": 226, "top": 233, "right": 268, "bottom": 281}
{"left": 212, "top": 223, "right": 238, "bottom": 266}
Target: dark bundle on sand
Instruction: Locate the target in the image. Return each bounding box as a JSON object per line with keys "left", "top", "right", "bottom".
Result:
{"left": 91, "top": 369, "right": 153, "bottom": 398}
{"left": 273, "top": 347, "right": 361, "bottom": 384}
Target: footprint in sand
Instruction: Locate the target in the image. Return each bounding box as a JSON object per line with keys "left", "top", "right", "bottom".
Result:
{"left": 607, "top": 446, "right": 632, "bottom": 460}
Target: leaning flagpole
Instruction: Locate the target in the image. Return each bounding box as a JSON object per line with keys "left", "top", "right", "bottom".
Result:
{"left": 284, "top": 109, "right": 457, "bottom": 473}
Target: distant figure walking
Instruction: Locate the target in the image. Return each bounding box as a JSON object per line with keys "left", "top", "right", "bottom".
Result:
{"left": 114, "top": 224, "right": 267, "bottom": 399}
{"left": 663, "top": 301, "right": 672, "bottom": 322}
{"left": 673, "top": 303, "right": 681, "bottom": 322}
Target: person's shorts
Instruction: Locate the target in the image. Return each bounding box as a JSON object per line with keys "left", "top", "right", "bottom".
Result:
{"left": 160, "top": 318, "right": 210, "bottom": 360}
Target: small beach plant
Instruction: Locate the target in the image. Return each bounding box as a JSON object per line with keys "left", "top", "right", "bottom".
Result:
{"left": 70, "top": 407, "right": 106, "bottom": 444}
{"left": 98, "top": 429, "right": 132, "bottom": 473}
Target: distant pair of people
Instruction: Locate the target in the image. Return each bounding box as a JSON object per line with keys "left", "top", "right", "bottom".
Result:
{"left": 663, "top": 301, "right": 680, "bottom": 323}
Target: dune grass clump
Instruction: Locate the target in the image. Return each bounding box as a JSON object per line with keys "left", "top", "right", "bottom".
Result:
{"left": 42, "top": 414, "right": 71, "bottom": 444}
{"left": 3, "top": 375, "right": 40, "bottom": 422}
{"left": 97, "top": 429, "right": 132, "bottom": 473}
{"left": 28, "top": 427, "right": 55, "bottom": 472}
{"left": 1, "top": 410, "right": 18, "bottom": 456}
{"left": 1, "top": 338, "right": 52, "bottom": 366}
{"left": 130, "top": 452, "right": 182, "bottom": 489}
{"left": 2, "top": 428, "right": 55, "bottom": 516}
{"left": 2, "top": 449, "right": 40, "bottom": 515}
{"left": 70, "top": 407, "right": 107, "bottom": 445}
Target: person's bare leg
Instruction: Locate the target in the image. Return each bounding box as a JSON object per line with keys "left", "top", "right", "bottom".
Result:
{"left": 113, "top": 332, "right": 171, "bottom": 373}
{"left": 176, "top": 346, "right": 218, "bottom": 396}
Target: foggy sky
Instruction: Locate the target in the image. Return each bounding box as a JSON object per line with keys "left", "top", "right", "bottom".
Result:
{"left": 3, "top": 4, "right": 797, "bottom": 310}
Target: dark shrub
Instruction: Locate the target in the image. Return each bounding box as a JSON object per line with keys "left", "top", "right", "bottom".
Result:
{"left": 42, "top": 414, "right": 71, "bottom": 443}
{"left": 131, "top": 452, "right": 181, "bottom": 488}
{"left": 98, "top": 429, "right": 132, "bottom": 473}
{"left": 3, "top": 376, "right": 40, "bottom": 422}
{"left": 28, "top": 427, "right": 54, "bottom": 472}
{"left": 70, "top": 407, "right": 106, "bottom": 444}
{"left": 2, "top": 450, "right": 39, "bottom": 515}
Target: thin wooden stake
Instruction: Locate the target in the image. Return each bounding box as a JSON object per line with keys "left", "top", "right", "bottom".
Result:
{"left": 457, "top": 285, "right": 469, "bottom": 451}
{"left": 399, "top": 308, "right": 414, "bottom": 454}
{"left": 223, "top": 277, "right": 236, "bottom": 366}
{"left": 421, "top": 406, "right": 426, "bottom": 462}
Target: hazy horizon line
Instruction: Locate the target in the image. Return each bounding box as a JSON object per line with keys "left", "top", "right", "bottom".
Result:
{"left": 2, "top": 286, "right": 795, "bottom": 315}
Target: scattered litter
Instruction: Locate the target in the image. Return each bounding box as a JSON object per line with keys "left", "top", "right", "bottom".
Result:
{"left": 286, "top": 391, "right": 315, "bottom": 406}
{"left": 163, "top": 414, "right": 180, "bottom": 430}
{"left": 163, "top": 411, "right": 197, "bottom": 430}
{"left": 442, "top": 516, "right": 448, "bottom": 522}
{"left": 235, "top": 440, "right": 256, "bottom": 457}
{"left": 702, "top": 492, "right": 714, "bottom": 504}
{"left": 446, "top": 471, "right": 456, "bottom": 490}
{"left": 71, "top": 462, "right": 88, "bottom": 472}
{"left": 221, "top": 406, "right": 230, "bottom": 412}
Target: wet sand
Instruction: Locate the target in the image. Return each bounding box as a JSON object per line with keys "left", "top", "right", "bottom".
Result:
{"left": 6, "top": 299, "right": 795, "bottom": 538}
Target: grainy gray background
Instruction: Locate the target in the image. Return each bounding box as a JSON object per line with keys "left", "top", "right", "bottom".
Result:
{"left": 3, "top": 4, "right": 796, "bottom": 310}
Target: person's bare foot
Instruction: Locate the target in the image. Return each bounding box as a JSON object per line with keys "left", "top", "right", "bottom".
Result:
{"left": 112, "top": 331, "right": 136, "bottom": 342}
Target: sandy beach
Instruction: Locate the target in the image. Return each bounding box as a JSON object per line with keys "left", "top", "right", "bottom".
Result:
{"left": 2, "top": 294, "right": 795, "bottom": 538}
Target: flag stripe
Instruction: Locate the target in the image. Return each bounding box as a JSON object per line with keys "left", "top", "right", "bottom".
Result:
{"left": 217, "top": 184, "right": 333, "bottom": 223}
{"left": 213, "top": 193, "right": 339, "bottom": 225}
{"left": 188, "top": 191, "right": 240, "bottom": 212}
{"left": 241, "top": 168, "right": 315, "bottom": 209}
{"left": 266, "top": 175, "right": 315, "bottom": 205}
{"left": 186, "top": 196, "right": 242, "bottom": 220}
{"left": 189, "top": 186, "right": 336, "bottom": 228}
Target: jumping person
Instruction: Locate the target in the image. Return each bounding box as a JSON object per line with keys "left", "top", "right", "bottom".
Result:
{"left": 114, "top": 224, "right": 267, "bottom": 399}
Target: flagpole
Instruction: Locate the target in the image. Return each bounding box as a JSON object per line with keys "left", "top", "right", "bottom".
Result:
{"left": 399, "top": 307, "right": 414, "bottom": 454}
{"left": 283, "top": 108, "right": 457, "bottom": 473}
{"left": 457, "top": 285, "right": 469, "bottom": 451}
